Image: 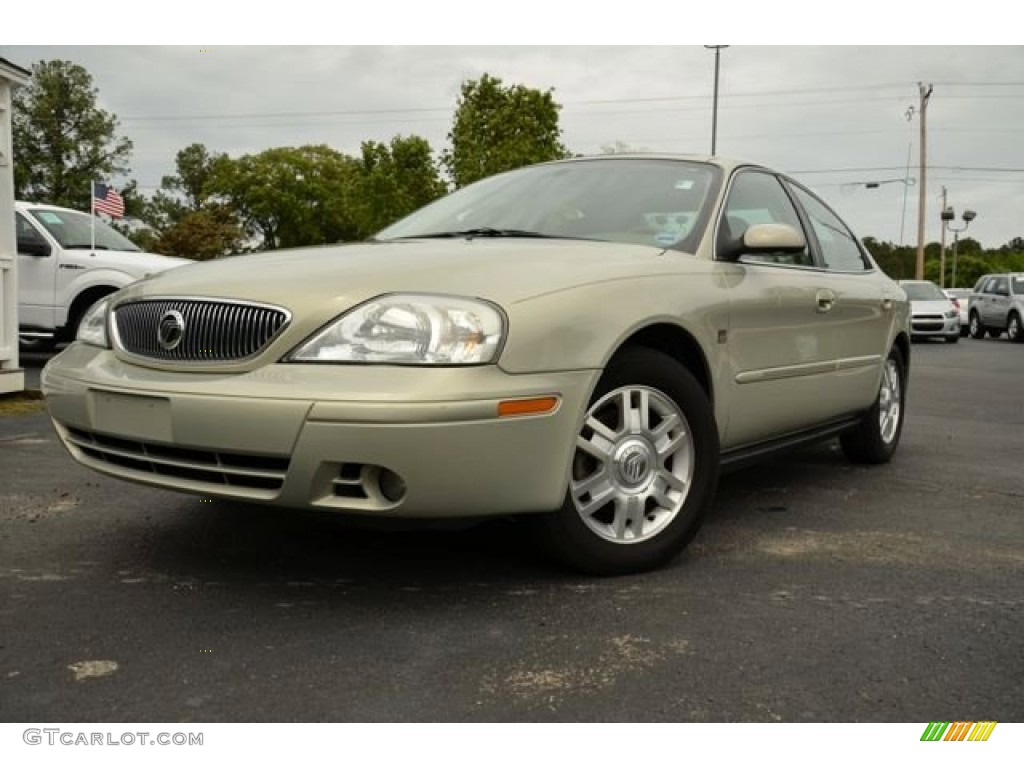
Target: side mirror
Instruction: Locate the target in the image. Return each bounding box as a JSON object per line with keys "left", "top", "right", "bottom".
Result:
{"left": 719, "top": 222, "right": 806, "bottom": 262}
{"left": 18, "top": 238, "right": 52, "bottom": 258}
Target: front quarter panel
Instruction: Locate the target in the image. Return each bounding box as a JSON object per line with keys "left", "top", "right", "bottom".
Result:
{"left": 497, "top": 270, "right": 724, "bottom": 375}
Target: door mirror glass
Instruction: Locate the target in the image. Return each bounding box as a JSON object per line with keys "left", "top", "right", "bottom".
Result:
{"left": 17, "top": 237, "right": 51, "bottom": 258}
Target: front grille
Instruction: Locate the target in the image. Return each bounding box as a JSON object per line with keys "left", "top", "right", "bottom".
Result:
{"left": 62, "top": 425, "right": 289, "bottom": 495}
{"left": 113, "top": 298, "right": 289, "bottom": 362}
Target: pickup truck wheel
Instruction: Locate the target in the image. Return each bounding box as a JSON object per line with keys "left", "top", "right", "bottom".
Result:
{"left": 533, "top": 348, "right": 720, "bottom": 576}
{"left": 840, "top": 346, "right": 905, "bottom": 465}
{"left": 1008, "top": 312, "right": 1023, "bottom": 343}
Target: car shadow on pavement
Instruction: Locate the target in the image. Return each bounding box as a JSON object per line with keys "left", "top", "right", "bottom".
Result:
{"left": 113, "top": 441, "right": 849, "bottom": 592}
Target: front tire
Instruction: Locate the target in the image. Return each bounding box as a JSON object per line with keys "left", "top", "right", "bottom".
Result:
{"left": 840, "top": 345, "right": 906, "bottom": 464}
{"left": 533, "top": 348, "right": 720, "bottom": 576}
{"left": 969, "top": 312, "right": 985, "bottom": 339}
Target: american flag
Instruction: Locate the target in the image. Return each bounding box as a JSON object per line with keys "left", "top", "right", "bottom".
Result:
{"left": 93, "top": 183, "right": 125, "bottom": 218}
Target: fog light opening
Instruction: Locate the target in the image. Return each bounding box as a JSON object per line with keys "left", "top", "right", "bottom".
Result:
{"left": 378, "top": 468, "right": 407, "bottom": 503}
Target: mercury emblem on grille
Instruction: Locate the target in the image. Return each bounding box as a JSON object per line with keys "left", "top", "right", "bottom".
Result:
{"left": 157, "top": 310, "right": 186, "bottom": 351}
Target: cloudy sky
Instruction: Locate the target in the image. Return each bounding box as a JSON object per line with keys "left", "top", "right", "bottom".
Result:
{"left": 4, "top": 43, "right": 1023, "bottom": 249}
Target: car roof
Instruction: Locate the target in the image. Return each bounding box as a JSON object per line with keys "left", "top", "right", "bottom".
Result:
{"left": 15, "top": 200, "right": 83, "bottom": 215}
{"left": 540, "top": 153, "right": 772, "bottom": 175}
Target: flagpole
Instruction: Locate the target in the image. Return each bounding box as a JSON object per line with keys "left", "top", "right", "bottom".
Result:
{"left": 90, "top": 180, "right": 96, "bottom": 254}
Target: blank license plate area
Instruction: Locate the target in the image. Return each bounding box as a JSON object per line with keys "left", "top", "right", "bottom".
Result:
{"left": 89, "top": 391, "right": 173, "bottom": 443}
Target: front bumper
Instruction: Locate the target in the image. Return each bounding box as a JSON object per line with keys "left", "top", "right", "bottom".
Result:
{"left": 910, "top": 314, "right": 960, "bottom": 337}
{"left": 42, "top": 344, "right": 599, "bottom": 517}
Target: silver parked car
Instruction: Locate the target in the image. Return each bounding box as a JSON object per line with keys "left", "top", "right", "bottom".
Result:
{"left": 897, "top": 280, "right": 960, "bottom": 343}
{"left": 42, "top": 155, "right": 911, "bottom": 575}
{"left": 943, "top": 288, "right": 971, "bottom": 337}
{"left": 968, "top": 273, "right": 1024, "bottom": 342}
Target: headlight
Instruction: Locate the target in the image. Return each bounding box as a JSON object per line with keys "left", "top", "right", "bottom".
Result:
{"left": 76, "top": 298, "right": 111, "bottom": 348}
{"left": 288, "top": 294, "right": 505, "bottom": 365}
{"left": 945, "top": 309, "right": 959, "bottom": 319}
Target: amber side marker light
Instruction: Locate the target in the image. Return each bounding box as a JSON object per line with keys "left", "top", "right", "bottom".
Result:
{"left": 497, "top": 396, "right": 560, "bottom": 418}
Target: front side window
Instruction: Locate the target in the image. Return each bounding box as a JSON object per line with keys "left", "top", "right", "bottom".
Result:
{"left": 29, "top": 208, "right": 141, "bottom": 252}
{"left": 788, "top": 184, "right": 869, "bottom": 271}
{"left": 717, "top": 171, "right": 812, "bottom": 266}
{"left": 16, "top": 213, "right": 49, "bottom": 252}
{"left": 375, "top": 159, "right": 720, "bottom": 252}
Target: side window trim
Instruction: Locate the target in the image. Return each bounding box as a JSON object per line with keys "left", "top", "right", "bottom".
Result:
{"left": 714, "top": 168, "right": 819, "bottom": 270}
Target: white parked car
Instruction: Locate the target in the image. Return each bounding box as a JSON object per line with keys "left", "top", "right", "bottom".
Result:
{"left": 942, "top": 288, "right": 971, "bottom": 337}
{"left": 15, "top": 201, "right": 190, "bottom": 351}
{"left": 898, "top": 280, "right": 960, "bottom": 343}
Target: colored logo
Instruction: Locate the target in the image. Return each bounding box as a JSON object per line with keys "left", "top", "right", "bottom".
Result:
{"left": 921, "top": 721, "right": 997, "bottom": 742}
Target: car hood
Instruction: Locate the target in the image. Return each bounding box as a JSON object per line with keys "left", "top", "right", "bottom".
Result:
{"left": 114, "top": 238, "right": 684, "bottom": 311}
{"left": 909, "top": 299, "right": 953, "bottom": 313}
{"left": 64, "top": 248, "right": 192, "bottom": 277}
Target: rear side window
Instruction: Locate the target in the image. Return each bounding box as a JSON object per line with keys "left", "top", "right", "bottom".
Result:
{"left": 1011, "top": 276, "right": 1024, "bottom": 295}
{"left": 788, "top": 185, "right": 870, "bottom": 271}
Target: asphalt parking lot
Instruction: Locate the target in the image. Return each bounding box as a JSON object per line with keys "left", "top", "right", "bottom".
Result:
{"left": 1, "top": 339, "right": 1022, "bottom": 722}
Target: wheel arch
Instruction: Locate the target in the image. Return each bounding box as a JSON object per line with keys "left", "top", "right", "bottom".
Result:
{"left": 611, "top": 322, "right": 715, "bottom": 407}
{"left": 892, "top": 331, "right": 911, "bottom": 379}
{"left": 62, "top": 285, "right": 119, "bottom": 340}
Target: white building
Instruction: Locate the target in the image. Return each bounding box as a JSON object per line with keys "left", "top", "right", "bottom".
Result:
{"left": 0, "top": 57, "right": 30, "bottom": 394}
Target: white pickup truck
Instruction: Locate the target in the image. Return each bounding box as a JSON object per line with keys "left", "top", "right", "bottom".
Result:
{"left": 15, "top": 201, "right": 190, "bottom": 351}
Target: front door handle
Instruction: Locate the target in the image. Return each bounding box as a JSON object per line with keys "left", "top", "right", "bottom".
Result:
{"left": 816, "top": 289, "right": 836, "bottom": 313}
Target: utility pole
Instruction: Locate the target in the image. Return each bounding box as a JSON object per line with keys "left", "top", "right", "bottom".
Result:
{"left": 704, "top": 45, "right": 729, "bottom": 156}
{"left": 915, "top": 82, "right": 933, "bottom": 280}
{"left": 938, "top": 186, "right": 948, "bottom": 288}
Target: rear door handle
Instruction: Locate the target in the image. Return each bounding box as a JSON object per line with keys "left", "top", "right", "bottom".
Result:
{"left": 816, "top": 289, "right": 836, "bottom": 313}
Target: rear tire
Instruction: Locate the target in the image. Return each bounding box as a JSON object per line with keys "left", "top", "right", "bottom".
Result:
{"left": 533, "top": 347, "right": 720, "bottom": 576}
{"left": 840, "top": 345, "right": 906, "bottom": 465}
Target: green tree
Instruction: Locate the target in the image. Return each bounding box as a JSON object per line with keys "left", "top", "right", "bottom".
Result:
{"left": 441, "top": 73, "right": 569, "bottom": 188}
{"left": 12, "top": 60, "right": 133, "bottom": 209}
{"left": 153, "top": 205, "right": 245, "bottom": 261}
{"left": 352, "top": 135, "right": 446, "bottom": 236}
{"left": 147, "top": 143, "right": 225, "bottom": 232}
{"left": 207, "top": 145, "right": 360, "bottom": 250}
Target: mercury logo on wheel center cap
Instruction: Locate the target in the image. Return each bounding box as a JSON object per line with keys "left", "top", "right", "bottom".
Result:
{"left": 614, "top": 440, "right": 653, "bottom": 487}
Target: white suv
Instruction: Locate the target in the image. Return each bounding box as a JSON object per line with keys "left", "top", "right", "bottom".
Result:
{"left": 15, "top": 201, "right": 190, "bottom": 351}
{"left": 968, "top": 273, "right": 1024, "bottom": 342}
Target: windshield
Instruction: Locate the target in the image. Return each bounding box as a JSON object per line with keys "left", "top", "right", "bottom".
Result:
{"left": 903, "top": 282, "right": 946, "bottom": 301}
{"left": 29, "top": 208, "right": 141, "bottom": 252}
{"left": 375, "top": 158, "right": 720, "bottom": 251}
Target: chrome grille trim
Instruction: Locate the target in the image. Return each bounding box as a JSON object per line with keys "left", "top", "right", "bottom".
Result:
{"left": 60, "top": 424, "right": 290, "bottom": 496}
{"left": 112, "top": 297, "right": 290, "bottom": 363}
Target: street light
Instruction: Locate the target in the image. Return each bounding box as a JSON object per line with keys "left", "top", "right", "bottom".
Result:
{"left": 941, "top": 207, "right": 977, "bottom": 288}
{"left": 704, "top": 45, "right": 729, "bottom": 155}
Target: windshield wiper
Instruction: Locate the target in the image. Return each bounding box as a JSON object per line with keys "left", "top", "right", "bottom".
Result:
{"left": 65, "top": 244, "right": 109, "bottom": 250}
{"left": 402, "top": 228, "right": 564, "bottom": 240}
